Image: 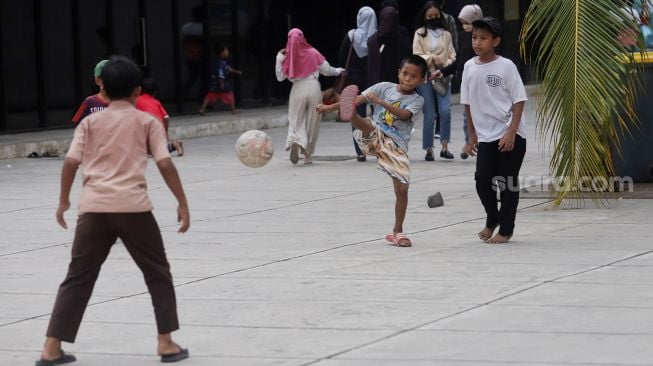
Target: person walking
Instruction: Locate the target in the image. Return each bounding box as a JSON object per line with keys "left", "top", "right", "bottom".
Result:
{"left": 276, "top": 28, "right": 344, "bottom": 165}
{"left": 413, "top": 1, "right": 457, "bottom": 160}
{"left": 461, "top": 17, "right": 528, "bottom": 244}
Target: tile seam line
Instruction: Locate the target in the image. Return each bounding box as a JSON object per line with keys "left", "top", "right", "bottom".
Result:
{"left": 0, "top": 201, "right": 549, "bottom": 328}
{"left": 297, "top": 249, "right": 653, "bottom": 366}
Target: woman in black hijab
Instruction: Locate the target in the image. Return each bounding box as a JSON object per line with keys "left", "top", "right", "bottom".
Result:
{"left": 367, "top": 6, "right": 412, "bottom": 86}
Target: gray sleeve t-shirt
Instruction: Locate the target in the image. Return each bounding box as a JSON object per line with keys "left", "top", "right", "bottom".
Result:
{"left": 363, "top": 82, "right": 424, "bottom": 152}
{"left": 460, "top": 56, "right": 528, "bottom": 143}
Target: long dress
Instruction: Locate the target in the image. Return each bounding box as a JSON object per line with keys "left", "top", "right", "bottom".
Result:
{"left": 275, "top": 53, "right": 341, "bottom": 156}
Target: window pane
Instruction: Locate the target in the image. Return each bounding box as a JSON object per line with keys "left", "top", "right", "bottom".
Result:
{"left": 2, "top": 1, "right": 39, "bottom": 131}
{"left": 145, "top": 0, "right": 177, "bottom": 113}
{"left": 42, "top": 0, "right": 76, "bottom": 128}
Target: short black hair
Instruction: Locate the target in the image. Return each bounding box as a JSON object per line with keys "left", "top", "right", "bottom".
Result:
{"left": 400, "top": 54, "right": 428, "bottom": 79}
{"left": 101, "top": 55, "right": 142, "bottom": 100}
{"left": 214, "top": 43, "right": 227, "bottom": 54}
{"left": 141, "top": 77, "right": 157, "bottom": 95}
{"left": 472, "top": 17, "right": 503, "bottom": 38}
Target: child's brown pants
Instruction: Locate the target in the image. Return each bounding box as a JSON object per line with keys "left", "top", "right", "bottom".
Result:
{"left": 46, "top": 212, "right": 179, "bottom": 342}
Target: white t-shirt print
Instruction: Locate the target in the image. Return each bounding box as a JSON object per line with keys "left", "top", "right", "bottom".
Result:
{"left": 460, "top": 56, "right": 528, "bottom": 143}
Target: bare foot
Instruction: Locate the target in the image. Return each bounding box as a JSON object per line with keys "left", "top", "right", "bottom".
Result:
{"left": 478, "top": 226, "right": 496, "bottom": 241}
{"left": 487, "top": 233, "right": 512, "bottom": 244}
{"left": 158, "top": 342, "right": 183, "bottom": 356}
{"left": 157, "top": 334, "right": 183, "bottom": 356}
{"left": 40, "top": 337, "right": 72, "bottom": 362}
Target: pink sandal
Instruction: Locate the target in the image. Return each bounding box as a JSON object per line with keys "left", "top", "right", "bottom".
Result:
{"left": 385, "top": 232, "right": 412, "bottom": 247}
{"left": 339, "top": 85, "right": 359, "bottom": 121}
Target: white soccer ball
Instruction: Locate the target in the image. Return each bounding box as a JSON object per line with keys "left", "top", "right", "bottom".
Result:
{"left": 235, "top": 130, "right": 274, "bottom": 168}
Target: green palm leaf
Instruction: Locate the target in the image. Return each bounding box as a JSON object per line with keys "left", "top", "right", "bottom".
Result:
{"left": 520, "top": 0, "right": 645, "bottom": 207}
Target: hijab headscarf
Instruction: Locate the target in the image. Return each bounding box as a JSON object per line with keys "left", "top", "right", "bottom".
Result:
{"left": 367, "top": 6, "right": 409, "bottom": 85}
{"left": 348, "top": 7, "right": 377, "bottom": 58}
{"left": 376, "top": 6, "right": 400, "bottom": 43}
{"left": 281, "top": 28, "right": 326, "bottom": 79}
{"left": 458, "top": 5, "right": 483, "bottom": 24}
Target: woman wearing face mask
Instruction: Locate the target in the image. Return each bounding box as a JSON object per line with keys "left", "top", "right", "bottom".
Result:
{"left": 456, "top": 4, "right": 483, "bottom": 159}
{"left": 413, "top": 1, "right": 456, "bottom": 161}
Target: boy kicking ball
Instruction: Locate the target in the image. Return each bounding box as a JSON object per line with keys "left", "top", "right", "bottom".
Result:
{"left": 317, "top": 55, "right": 427, "bottom": 247}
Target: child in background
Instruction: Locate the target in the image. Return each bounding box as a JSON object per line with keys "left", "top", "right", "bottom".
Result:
{"left": 317, "top": 55, "right": 427, "bottom": 247}
{"left": 71, "top": 59, "right": 110, "bottom": 125}
{"left": 36, "top": 56, "right": 190, "bottom": 365}
{"left": 320, "top": 87, "right": 340, "bottom": 121}
{"left": 136, "top": 78, "right": 184, "bottom": 156}
{"left": 461, "top": 17, "right": 528, "bottom": 244}
{"left": 199, "top": 44, "right": 242, "bottom": 115}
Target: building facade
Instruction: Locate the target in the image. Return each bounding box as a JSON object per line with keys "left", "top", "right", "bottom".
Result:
{"left": 0, "top": 0, "right": 531, "bottom": 133}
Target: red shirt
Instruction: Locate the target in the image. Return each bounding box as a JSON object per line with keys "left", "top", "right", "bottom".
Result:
{"left": 72, "top": 94, "right": 110, "bottom": 124}
{"left": 136, "top": 93, "right": 169, "bottom": 122}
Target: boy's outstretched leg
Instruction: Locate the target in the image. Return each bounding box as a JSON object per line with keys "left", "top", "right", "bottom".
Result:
{"left": 339, "top": 85, "right": 374, "bottom": 137}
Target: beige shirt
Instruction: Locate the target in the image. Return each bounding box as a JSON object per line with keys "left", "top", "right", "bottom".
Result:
{"left": 412, "top": 27, "right": 456, "bottom": 71}
{"left": 67, "top": 100, "right": 170, "bottom": 214}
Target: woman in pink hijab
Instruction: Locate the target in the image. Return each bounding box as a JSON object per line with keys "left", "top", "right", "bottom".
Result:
{"left": 276, "top": 28, "right": 344, "bottom": 165}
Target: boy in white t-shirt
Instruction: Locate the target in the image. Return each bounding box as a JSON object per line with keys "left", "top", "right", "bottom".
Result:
{"left": 460, "top": 17, "right": 528, "bottom": 244}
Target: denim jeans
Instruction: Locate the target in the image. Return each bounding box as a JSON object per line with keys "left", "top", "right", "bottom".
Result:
{"left": 352, "top": 103, "right": 366, "bottom": 156}
{"left": 462, "top": 109, "right": 469, "bottom": 144}
{"left": 417, "top": 82, "right": 452, "bottom": 150}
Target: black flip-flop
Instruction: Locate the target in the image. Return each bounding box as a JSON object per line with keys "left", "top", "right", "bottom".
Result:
{"left": 35, "top": 350, "right": 76, "bottom": 366}
{"left": 161, "top": 345, "right": 189, "bottom": 363}
{"left": 28, "top": 152, "right": 41, "bottom": 158}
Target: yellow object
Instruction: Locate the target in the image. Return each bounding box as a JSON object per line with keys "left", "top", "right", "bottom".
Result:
{"left": 622, "top": 51, "right": 653, "bottom": 63}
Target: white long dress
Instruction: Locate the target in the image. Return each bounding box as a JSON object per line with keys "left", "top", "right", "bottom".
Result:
{"left": 275, "top": 52, "right": 341, "bottom": 155}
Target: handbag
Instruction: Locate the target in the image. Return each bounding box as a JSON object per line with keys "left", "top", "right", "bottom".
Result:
{"left": 334, "top": 35, "right": 354, "bottom": 94}
{"left": 432, "top": 74, "right": 453, "bottom": 97}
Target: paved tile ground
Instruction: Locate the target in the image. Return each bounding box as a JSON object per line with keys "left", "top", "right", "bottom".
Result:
{"left": 1, "top": 100, "right": 652, "bottom": 365}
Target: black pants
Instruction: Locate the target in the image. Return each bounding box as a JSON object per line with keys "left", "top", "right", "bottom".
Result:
{"left": 475, "top": 136, "right": 526, "bottom": 236}
{"left": 46, "top": 212, "right": 179, "bottom": 342}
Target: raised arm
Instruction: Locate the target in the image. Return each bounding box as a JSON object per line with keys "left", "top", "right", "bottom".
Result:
{"left": 318, "top": 60, "right": 344, "bottom": 77}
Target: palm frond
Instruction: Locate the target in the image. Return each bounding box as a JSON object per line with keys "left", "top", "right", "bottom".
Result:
{"left": 520, "top": 0, "right": 645, "bottom": 207}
